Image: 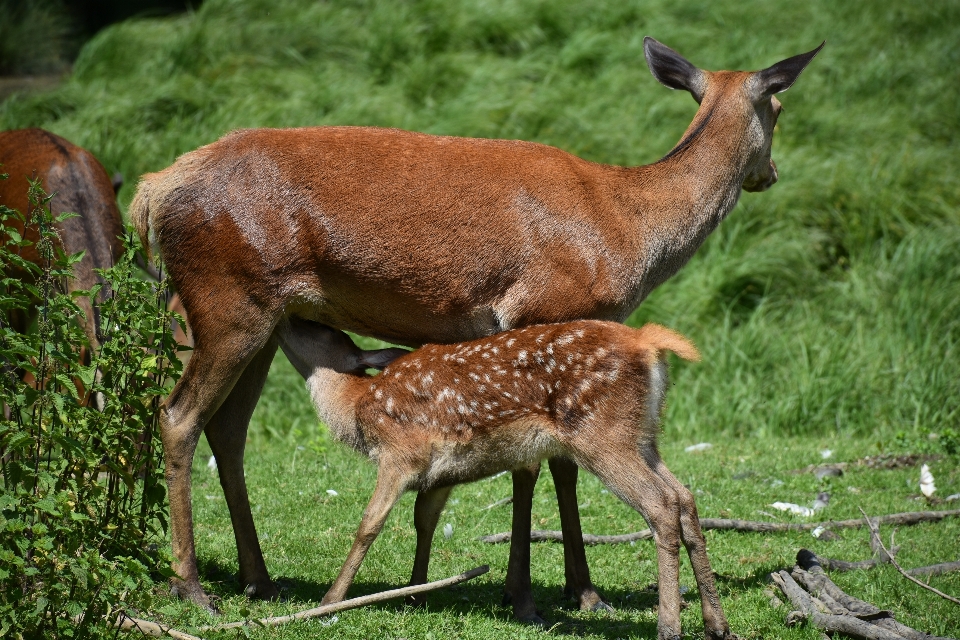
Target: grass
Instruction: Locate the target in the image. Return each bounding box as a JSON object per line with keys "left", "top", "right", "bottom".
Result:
{"left": 1, "top": 0, "right": 959, "bottom": 636}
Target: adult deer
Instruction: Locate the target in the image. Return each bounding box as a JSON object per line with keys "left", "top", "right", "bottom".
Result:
{"left": 278, "top": 318, "right": 726, "bottom": 640}
{"left": 0, "top": 128, "right": 125, "bottom": 356}
{"left": 130, "top": 37, "right": 822, "bottom": 616}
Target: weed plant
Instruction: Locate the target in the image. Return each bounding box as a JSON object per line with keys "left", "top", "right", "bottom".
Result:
{"left": 0, "top": 177, "right": 182, "bottom": 638}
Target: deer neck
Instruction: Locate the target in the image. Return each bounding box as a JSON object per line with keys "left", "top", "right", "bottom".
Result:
{"left": 625, "top": 98, "right": 757, "bottom": 300}
{"left": 305, "top": 370, "right": 369, "bottom": 455}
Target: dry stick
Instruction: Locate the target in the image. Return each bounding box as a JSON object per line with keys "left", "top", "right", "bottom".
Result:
{"left": 198, "top": 564, "right": 489, "bottom": 633}
{"left": 478, "top": 510, "right": 960, "bottom": 545}
{"left": 859, "top": 507, "right": 960, "bottom": 607}
{"left": 115, "top": 615, "right": 204, "bottom": 640}
{"left": 907, "top": 561, "right": 960, "bottom": 578}
{"left": 771, "top": 570, "right": 907, "bottom": 640}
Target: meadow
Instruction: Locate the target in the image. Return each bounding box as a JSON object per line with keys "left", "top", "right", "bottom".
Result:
{"left": 1, "top": 0, "right": 958, "bottom": 637}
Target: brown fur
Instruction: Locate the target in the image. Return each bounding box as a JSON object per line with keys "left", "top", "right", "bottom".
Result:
{"left": 0, "top": 128, "right": 125, "bottom": 351}
{"left": 128, "top": 37, "right": 821, "bottom": 627}
{"left": 278, "top": 319, "right": 727, "bottom": 640}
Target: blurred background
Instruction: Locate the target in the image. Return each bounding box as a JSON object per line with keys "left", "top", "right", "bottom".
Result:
{"left": 1, "top": 0, "right": 958, "bottom": 444}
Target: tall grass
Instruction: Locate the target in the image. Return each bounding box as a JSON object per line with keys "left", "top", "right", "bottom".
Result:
{"left": 2, "top": 0, "right": 958, "bottom": 440}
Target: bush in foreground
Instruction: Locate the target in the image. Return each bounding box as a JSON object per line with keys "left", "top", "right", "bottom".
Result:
{"left": 0, "top": 177, "right": 182, "bottom": 638}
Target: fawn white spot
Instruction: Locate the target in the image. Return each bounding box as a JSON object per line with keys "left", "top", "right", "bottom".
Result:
{"left": 374, "top": 389, "right": 383, "bottom": 400}
{"left": 506, "top": 338, "right": 516, "bottom": 347}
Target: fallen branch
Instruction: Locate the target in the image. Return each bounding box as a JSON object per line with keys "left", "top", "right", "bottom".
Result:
{"left": 859, "top": 507, "right": 960, "bottom": 607}
{"left": 198, "top": 564, "right": 489, "bottom": 632}
{"left": 907, "top": 561, "right": 960, "bottom": 578}
{"left": 478, "top": 510, "right": 960, "bottom": 545}
{"left": 114, "top": 615, "right": 204, "bottom": 640}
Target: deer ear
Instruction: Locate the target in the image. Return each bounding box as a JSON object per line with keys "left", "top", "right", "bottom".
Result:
{"left": 359, "top": 347, "right": 409, "bottom": 371}
{"left": 752, "top": 42, "right": 824, "bottom": 100}
{"left": 643, "top": 37, "right": 706, "bottom": 103}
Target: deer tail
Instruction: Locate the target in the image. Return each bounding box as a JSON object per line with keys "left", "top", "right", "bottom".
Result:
{"left": 634, "top": 323, "right": 700, "bottom": 362}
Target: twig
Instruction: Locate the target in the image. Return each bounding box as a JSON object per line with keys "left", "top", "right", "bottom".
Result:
{"left": 478, "top": 510, "right": 960, "bottom": 545}
{"left": 481, "top": 496, "right": 513, "bottom": 510}
{"left": 96, "top": 614, "right": 203, "bottom": 639}
{"left": 797, "top": 545, "right": 898, "bottom": 572}
{"left": 859, "top": 507, "right": 960, "bottom": 606}
{"left": 199, "top": 564, "right": 489, "bottom": 632}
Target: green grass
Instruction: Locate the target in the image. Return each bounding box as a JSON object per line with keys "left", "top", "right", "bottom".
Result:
{"left": 2, "top": 0, "right": 959, "bottom": 636}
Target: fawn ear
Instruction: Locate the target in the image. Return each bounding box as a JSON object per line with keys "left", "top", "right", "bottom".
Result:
{"left": 751, "top": 42, "right": 824, "bottom": 100}
{"left": 359, "top": 348, "right": 409, "bottom": 370}
{"left": 644, "top": 37, "right": 706, "bottom": 103}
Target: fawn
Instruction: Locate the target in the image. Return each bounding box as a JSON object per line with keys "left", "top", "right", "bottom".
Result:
{"left": 277, "top": 318, "right": 734, "bottom": 640}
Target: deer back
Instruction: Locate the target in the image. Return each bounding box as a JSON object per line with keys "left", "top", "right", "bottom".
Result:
{"left": 0, "top": 129, "right": 125, "bottom": 341}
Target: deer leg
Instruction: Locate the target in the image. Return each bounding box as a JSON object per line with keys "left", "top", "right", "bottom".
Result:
{"left": 204, "top": 338, "right": 279, "bottom": 600}
{"left": 548, "top": 456, "right": 611, "bottom": 613}
{"left": 650, "top": 453, "right": 734, "bottom": 640}
{"left": 407, "top": 485, "right": 453, "bottom": 605}
{"left": 504, "top": 463, "right": 545, "bottom": 625}
{"left": 162, "top": 312, "right": 277, "bottom": 612}
{"left": 322, "top": 460, "right": 408, "bottom": 604}
{"left": 582, "top": 449, "right": 684, "bottom": 640}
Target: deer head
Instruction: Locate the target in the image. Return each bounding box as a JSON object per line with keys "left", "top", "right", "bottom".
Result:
{"left": 644, "top": 37, "right": 824, "bottom": 192}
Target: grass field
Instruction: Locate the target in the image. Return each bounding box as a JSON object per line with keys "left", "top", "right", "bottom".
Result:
{"left": 1, "top": 0, "right": 959, "bottom": 636}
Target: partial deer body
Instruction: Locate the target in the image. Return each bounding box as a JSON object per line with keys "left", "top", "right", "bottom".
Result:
{"left": 129, "top": 37, "right": 821, "bottom": 613}
{"left": 0, "top": 128, "right": 125, "bottom": 354}
{"left": 279, "top": 318, "right": 731, "bottom": 640}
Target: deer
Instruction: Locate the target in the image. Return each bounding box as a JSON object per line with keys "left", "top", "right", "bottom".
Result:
{"left": 277, "top": 317, "right": 729, "bottom": 640}
{"left": 0, "top": 128, "right": 126, "bottom": 354}
{"left": 128, "top": 36, "right": 823, "bottom": 617}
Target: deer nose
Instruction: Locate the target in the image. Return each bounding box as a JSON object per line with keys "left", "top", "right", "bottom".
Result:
{"left": 768, "top": 159, "right": 778, "bottom": 184}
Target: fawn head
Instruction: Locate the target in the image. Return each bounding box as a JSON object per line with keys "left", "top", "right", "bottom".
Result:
{"left": 279, "top": 319, "right": 408, "bottom": 379}
{"left": 643, "top": 37, "right": 823, "bottom": 192}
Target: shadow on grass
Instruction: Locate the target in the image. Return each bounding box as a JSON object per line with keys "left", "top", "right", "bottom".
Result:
{"left": 195, "top": 558, "right": 672, "bottom": 638}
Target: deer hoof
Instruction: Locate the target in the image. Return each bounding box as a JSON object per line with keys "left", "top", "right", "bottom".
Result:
{"left": 589, "top": 600, "right": 615, "bottom": 614}
{"left": 170, "top": 579, "right": 220, "bottom": 614}
{"left": 406, "top": 593, "right": 428, "bottom": 608}
{"left": 244, "top": 580, "right": 280, "bottom": 601}
{"left": 516, "top": 612, "right": 548, "bottom": 628}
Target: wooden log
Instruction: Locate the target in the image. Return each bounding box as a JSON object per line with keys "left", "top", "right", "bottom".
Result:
{"left": 771, "top": 571, "right": 908, "bottom": 640}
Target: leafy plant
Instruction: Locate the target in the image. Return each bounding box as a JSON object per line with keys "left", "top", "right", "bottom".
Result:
{"left": 0, "top": 176, "right": 181, "bottom": 638}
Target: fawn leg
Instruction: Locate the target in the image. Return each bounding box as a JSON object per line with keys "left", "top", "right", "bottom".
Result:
{"left": 549, "top": 456, "right": 611, "bottom": 613}
{"left": 583, "top": 449, "right": 684, "bottom": 640}
{"left": 204, "top": 338, "right": 279, "bottom": 600}
{"left": 504, "top": 463, "right": 546, "bottom": 625}
{"left": 322, "top": 462, "right": 408, "bottom": 604}
{"left": 651, "top": 453, "right": 734, "bottom": 640}
{"left": 407, "top": 485, "right": 454, "bottom": 605}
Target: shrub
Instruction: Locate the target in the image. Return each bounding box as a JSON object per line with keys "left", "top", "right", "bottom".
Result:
{"left": 0, "top": 176, "right": 181, "bottom": 638}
